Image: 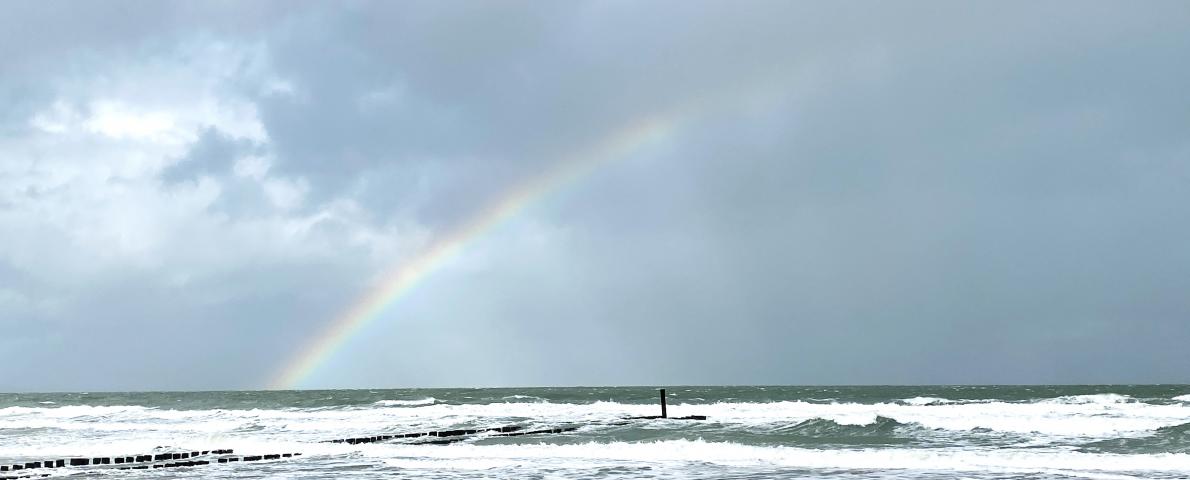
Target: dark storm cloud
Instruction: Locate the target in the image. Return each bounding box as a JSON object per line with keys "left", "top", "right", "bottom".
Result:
{"left": 245, "top": 2, "right": 850, "bottom": 223}
{"left": 328, "top": 1, "right": 1190, "bottom": 386}
{"left": 514, "top": 4, "right": 1190, "bottom": 385}
{"left": 1, "top": 1, "right": 1189, "bottom": 391}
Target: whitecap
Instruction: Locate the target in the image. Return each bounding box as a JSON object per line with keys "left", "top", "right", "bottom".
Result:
{"left": 901, "top": 396, "right": 953, "bottom": 406}
{"left": 501, "top": 395, "right": 548, "bottom": 403}
{"left": 373, "top": 398, "right": 437, "bottom": 407}
{"left": 373, "top": 439, "right": 1190, "bottom": 475}
{"left": 1039, "top": 394, "right": 1134, "bottom": 405}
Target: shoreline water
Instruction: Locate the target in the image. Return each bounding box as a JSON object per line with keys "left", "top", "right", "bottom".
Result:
{"left": 2, "top": 385, "right": 1189, "bottom": 479}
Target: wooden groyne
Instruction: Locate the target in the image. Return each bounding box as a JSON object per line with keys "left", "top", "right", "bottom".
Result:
{"left": 326, "top": 424, "right": 524, "bottom": 444}
{"left": 626, "top": 390, "right": 707, "bottom": 420}
{"left": 323, "top": 424, "right": 597, "bottom": 446}
{"left": 0, "top": 449, "right": 304, "bottom": 479}
{"left": 1, "top": 448, "right": 236, "bottom": 470}
{"left": 1, "top": 388, "right": 701, "bottom": 478}
{"left": 329, "top": 388, "right": 706, "bottom": 446}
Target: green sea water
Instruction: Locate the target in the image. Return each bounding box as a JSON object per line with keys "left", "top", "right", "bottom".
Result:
{"left": 2, "top": 385, "right": 1189, "bottom": 478}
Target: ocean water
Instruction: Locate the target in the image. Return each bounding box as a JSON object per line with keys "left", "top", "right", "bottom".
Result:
{"left": 2, "top": 386, "right": 1190, "bottom": 479}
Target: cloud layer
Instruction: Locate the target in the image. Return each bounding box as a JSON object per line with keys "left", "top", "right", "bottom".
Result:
{"left": 2, "top": 1, "right": 1189, "bottom": 390}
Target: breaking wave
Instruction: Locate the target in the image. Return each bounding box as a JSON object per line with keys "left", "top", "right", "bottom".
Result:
{"left": 373, "top": 439, "right": 1190, "bottom": 476}
{"left": 373, "top": 398, "right": 438, "bottom": 407}
{"left": 500, "top": 395, "right": 549, "bottom": 403}
{"left": 3, "top": 396, "right": 1189, "bottom": 438}
{"left": 899, "top": 396, "right": 955, "bottom": 406}
{"left": 1039, "top": 393, "right": 1136, "bottom": 405}
{"left": 762, "top": 415, "right": 921, "bottom": 445}
{"left": 3, "top": 388, "right": 1190, "bottom": 479}
{"left": 1079, "top": 421, "right": 1190, "bottom": 455}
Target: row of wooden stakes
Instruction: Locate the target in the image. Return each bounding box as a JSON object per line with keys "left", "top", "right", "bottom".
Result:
{"left": 2, "top": 448, "right": 237, "bottom": 472}
{"left": 2, "top": 448, "right": 236, "bottom": 472}
{"left": 1, "top": 389, "right": 701, "bottom": 478}
{"left": 326, "top": 424, "right": 584, "bottom": 446}
{"left": 114, "top": 452, "right": 300, "bottom": 469}
{"left": 0, "top": 449, "right": 307, "bottom": 480}
{"left": 0, "top": 421, "right": 592, "bottom": 478}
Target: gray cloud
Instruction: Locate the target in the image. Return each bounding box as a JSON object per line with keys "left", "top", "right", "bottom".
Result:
{"left": 1, "top": 1, "right": 1189, "bottom": 391}
{"left": 162, "top": 127, "right": 261, "bottom": 184}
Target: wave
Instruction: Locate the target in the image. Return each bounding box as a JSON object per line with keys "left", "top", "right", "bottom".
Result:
{"left": 1039, "top": 393, "right": 1136, "bottom": 405}
{"left": 1079, "top": 421, "right": 1190, "bottom": 455}
{"left": 772, "top": 416, "right": 917, "bottom": 443}
{"left": 3, "top": 396, "right": 1188, "bottom": 441}
{"left": 4, "top": 436, "right": 1190, "bottom": 477}
{"left": 0, "top": 404, "right": 159, "bottom": 418}
{"left": 364, "top": 439, "right": 1190, "bottom": 475}
{"left": 1173, "top": 394, "right": 1190, "bottom": 402}
{"left": 500, "top": 395, "right": 548, "bottom": 403}
{"left": 684, "top": 398, "right": 1188, "bottom": 437}
{"left": 900, "top": 396, "right": 954, "bottom": 406}
{"left": 374, "top": 398, "right": 437, "bottom": 407}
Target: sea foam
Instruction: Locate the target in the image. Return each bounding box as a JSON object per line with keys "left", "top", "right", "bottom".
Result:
{"left": 370, "top": 439, "right": 1190, "bottom": 475}
{"left": 4, "top": 396, "right": 1187, "bottom": 441}
{"left": 374, "top": 398, "right": 438, "bottom": 407}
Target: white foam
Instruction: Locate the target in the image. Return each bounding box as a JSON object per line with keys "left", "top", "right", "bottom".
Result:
{"left": 1172, "top": 394, "right": 1190, "bottom": 402}
{"left": 4, "top": 435, "right": 1188, "bottom": 478}
{"left": 374, "top": 398, "right": 437, "bottom": 407}
{"left": 3, "top": 397, "right": 1188, "bottom": 458}
{"left": 901, "top": 396, "right": 954, "bottom": 406}
{"left": 366, "top": 440, "right": 1190, "bottom": 476}
{"left": 501, "top": 395, "right": 548, "bottom": 402}
{"left": 1039, "top": 394, "right": 1135, "bottom": 405}
{"left": 0, "top": 404, "right": 158, "bottom": 418}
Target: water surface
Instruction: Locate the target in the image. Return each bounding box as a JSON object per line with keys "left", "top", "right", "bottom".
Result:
{"left": 3, "top": 385, "right": 1190, "bottom": 478}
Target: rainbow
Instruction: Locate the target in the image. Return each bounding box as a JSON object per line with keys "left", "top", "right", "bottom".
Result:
{"left": 270, "top": 114, "right": 681, "bottom": 389}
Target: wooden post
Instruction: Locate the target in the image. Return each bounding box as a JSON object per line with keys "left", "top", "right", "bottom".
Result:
{"left": 659, "top": 388, "right": 667, "bottom": 418}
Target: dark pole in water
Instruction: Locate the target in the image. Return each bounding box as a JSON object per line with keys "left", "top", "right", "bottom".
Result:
{"left": 659, "top": 388, "right": 667, "bottom": 418}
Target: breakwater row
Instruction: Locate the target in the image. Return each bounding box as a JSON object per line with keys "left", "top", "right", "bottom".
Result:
{"left": 2, "top": 448, "right": 235, "bottom": 471}
{"left": 0, "top": 388, "right": 704, "bottom": 478}
{"left": 0, "top": 449, "right": 307, "bottom": 479}
{"left": 325, "top": 424, "right": 588, "bottom": 446}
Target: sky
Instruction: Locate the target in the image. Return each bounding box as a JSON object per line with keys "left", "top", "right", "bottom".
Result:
{"left": 1, "top": 1, "right": 1189, "bottom": 392}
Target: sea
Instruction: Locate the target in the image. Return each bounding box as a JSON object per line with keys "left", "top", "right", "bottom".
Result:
{"left": 2, "top": 385, "right": 1190, "bottom": 479}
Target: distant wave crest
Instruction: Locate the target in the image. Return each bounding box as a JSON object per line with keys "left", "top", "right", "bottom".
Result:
{"left": 899, "top": 396, "right": 955, "bottom": 406}
{"left": 776, "top": 416, "right": 912, "bottom": 438}
{"left": 374, "top": 438, "right": 1190, "bottom": 474}
{"left": 1078, "top": 420, "right": 1190, "bottom": 455}
{"left": 373, "top": 398, "right": 437, "bottom": 407}
{"left": 1038, "top": 393, "right": 1135, "bottom": 405}
{"left": 501, "top": 395, "right": 548, "bottom": 403}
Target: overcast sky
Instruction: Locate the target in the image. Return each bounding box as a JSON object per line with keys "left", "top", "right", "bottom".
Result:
{"left": 1, "top": 1, "right": 1188, "bottom": 391}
